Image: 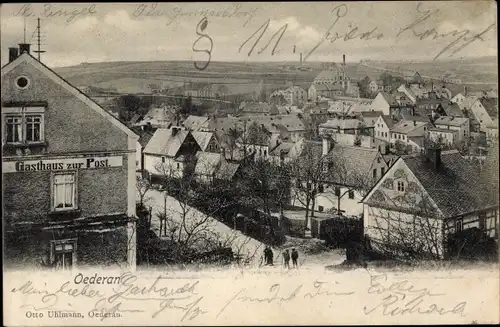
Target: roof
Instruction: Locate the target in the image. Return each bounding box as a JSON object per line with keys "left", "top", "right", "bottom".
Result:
{"left": 140, "top": 105, "right": 178, "bottom": 127}
{"left": 428, "top": 127, "right": 457, "bottom": 134}
{"left": 216, "top": 160, "right": 240, "bottom": 181}
{"left": 311, "top": 83, "right": 344, "bottom": 92}
{"left": 240, "top": 102, "right": 278, "bottom": 114}
{"left": 404, "top": 151, "right": 495, "bottom": 217}
{"left": 379, "top": 92, "right": 397, "bottom": 106}
{"left": 1, "top": 53, "right": 138, "bottom": 142}
{"left": 381, "top": 115, "right": 395, "bottom": 128}
{"left": 479, "top": 140, "right": 499, "bottom": 207}
{"left": 478, "top": 98, "right": 498, "bottom": 118}
{"left": 191, "top": 131, "right": 214, "bottom": 151}
{"left": 439, "top": 102, "right": 463, "bottom": 117}
{"left": 131, "top": 127, "right": 155, "bottom": 147}
{"left": 183, "top": 115, "right": 209, "bottom": 131}
{"left": 433, "top": 116, "right": 469, "bottom": 127}
{"left": 320, "top": 118, "right": 363, "bottom": 130}
{"left": 326, "top": 145, "right": 383, "bottom": 187}
{"left": 391, "top": 120, "right": 427, "bottom": 134}
{"left": 195, "top": 152, "right": 222, "bottom": 176}
{"left": 144, "top": 128, "right": 190, "bottom": 156}
{"left": 260, "top": 115, "right": 306, "bottom": 132}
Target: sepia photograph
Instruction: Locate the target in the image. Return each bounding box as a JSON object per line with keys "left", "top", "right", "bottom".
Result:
{"left": 1, "top": 1, "right": 499, "bottom": 325}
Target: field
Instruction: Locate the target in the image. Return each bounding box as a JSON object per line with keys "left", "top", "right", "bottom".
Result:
{"left": 53, "top": 57, "right": 497, "bottom": 96}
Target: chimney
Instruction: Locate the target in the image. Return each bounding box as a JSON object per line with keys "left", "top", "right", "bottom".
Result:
{"left": 426, "top": 147, "right": 442, "bottom": 170}
{"left": 172, "top": 127, "right": 179, "bottom": 136}
{"left": 343, "top": 54, "right": 346, "bottom": 66}
{"left": 19, "top": 43, "right": 31, "bottom": 54}
{"left": 9, "top": 47, "right": 19, "bottom": 62}
{"left": 413, "top": 120, "right": 417, "bottom": 126}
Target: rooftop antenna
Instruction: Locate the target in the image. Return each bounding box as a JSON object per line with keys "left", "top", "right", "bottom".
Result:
{"left": 23, "top": 17, "right": 26, "bottom": 43}
{"left": 33, "top": 18, "right": 46, "bottom": 61}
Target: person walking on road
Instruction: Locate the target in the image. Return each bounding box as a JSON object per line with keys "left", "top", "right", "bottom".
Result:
{"left": 283, "top": 249, "right": 290, "bottom": 269}
{"left": 291, "top": 248, "right": 299, "bottom": 268}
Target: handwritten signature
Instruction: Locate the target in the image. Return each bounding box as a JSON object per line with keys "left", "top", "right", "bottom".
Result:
{"left": 13, "top": 4, "right": 97, "bottom": 23}
{"left": 240, "top": 2, "right": 494, "bottom": 62}
{"left": 363, "top": 272, "right": 467, "bottom": 316}
{"left": 11, "top": 273, "right": 207, "bottom": 321}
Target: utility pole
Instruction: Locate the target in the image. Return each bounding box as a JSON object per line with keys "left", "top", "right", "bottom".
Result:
{"left": 33, "top": 18, "right": 46, "bottom": 61}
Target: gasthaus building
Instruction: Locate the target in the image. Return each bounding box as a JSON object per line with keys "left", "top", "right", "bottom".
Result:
{"left": 1, "top": 45, "right": 139, "bottom": 271}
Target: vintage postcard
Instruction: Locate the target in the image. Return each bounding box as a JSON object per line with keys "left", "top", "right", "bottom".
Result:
{"left": 1, "top": 1, "right": 499, "bottom": 326}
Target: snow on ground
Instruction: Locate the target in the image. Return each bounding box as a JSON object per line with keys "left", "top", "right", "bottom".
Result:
{"left": 144, "top": 189, "right": 267, "bottom": 265}
{"left": 141, "top": 189, "right": 346, "bottom": 268}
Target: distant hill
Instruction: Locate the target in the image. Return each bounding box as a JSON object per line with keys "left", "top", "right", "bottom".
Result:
{"left": 53, "top": 58, "right": 497, "bottom": 95}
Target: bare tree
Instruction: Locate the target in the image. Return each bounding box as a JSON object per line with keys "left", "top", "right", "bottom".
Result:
{"left": 136, "top": 175, "right": 152, "bottom": 208}
{"left": 289, "top": 142, "right": 330, "bottom": 233}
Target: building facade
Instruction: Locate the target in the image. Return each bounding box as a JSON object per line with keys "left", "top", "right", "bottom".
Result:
{"left": 2, "top": 50, "right": 138, "bottom": 271}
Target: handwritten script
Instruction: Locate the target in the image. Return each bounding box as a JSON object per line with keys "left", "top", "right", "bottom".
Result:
{"left": 363, "top": 272, "right": 467, "bottom": 317}
{"left": 239, "top": 2, "right": 494, "bottom": 62}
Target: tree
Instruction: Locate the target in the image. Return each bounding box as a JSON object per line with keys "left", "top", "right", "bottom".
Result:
{"left": 114, "top": 94, "right": 143, "bottom": 122}
{"left": 136, "top": 175, "right": 152, "bottom": 209}
{"left": 152, "top": 158, "right": 261, "bottom": 264}
{"left": 289, "top": 142, "right": 330, "bottom": 233}
{"left": 181, "top": 96, "right": 193, "bottom": 115}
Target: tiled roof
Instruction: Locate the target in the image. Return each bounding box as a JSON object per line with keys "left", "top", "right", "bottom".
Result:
{"left": 380, "top": 92, "right": 397, "bottom": 106}
{"left": 261, "top": 115, "right": 306, "bottom": 132}
{"left": 479, "top": 98, "right": 498, "bottom": 118}
{"left": 191, "top": 131, "right": 214, "bottom": 151}
{"left": 131, "top": 127, "right": 155, "bottom": 147}
{"left": 404, "top": 151, "right": 495, "bottom": 217}
{"left": 195, "top": 152, "right": 222, "bottom": 176}
{"left": 439, "top": 102, "right": 463, "bottom": 117}
{"left": 216, "top": 161, "right": 240, "bottom": 181}
{"left": 433, "top": 116, "right": 468, "bottom": 127}
{"left": 429, "top": 127, "right": 457, "bottom": 134}
{"left": 144, "top": 128, "right": 190, "bottom": 156}
{"left": 391, "top": 120, "right": 427, "bottom": 134}
{"left": 326, "top": 145, "right": 382, "bottom": 187}
{"left": 183, "top": 115, "right": 209, "bottom": 131}
{"left": 381, "top": 115, "right": 395, "bottom": 128}
{"left": 479, "top": 140, "right": 499, "bottom": 207}
{"left": 320, "top": 118, "right": 362, "bottom": 130}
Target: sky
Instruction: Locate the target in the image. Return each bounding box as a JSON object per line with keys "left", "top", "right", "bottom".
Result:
{"left": 0, "top": 2, "right": 497, "bottom": 67}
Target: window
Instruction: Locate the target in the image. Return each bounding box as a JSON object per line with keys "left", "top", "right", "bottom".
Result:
{"left": 318, "top": 205, "right": 324, "bottom": 212}
{"left": 53, "top": 173, "right": 76, "bottom": 211}
{"left": 397, "top": 181, "right": 405, "bottom": 192}
{"left": 15, "top": 76, "right": 30, "bottom": 89}
{"left": 4, "top": 110, "right": 44, "bottom": 144}
{"left": 162, "top": 157, "right": 166, "bottom": 163}
{"left": 25, "top": 115, "right": 42, "bottom": 142}
{"left": 177, "top": 163, "right": 180, "bottom": 169}
{"left": 51, "top": 240, "right": 76, "bottom": 271}
{"left": 334, "top": 187, "right": 341, "bottom": 197}
{"left": 6, "top": 116, "right": 22, "bottom": 143}
{"left": 381, "top": 167, "right": 385, "bottom": 175}
{"left": 348, "top": 190, "right": 354, "bottom": 199}
{"left": 455, "top": 219, "right": 463, "bottom": 232}
{"left": 373, "top": 169, "right": 377, "bottom": 179}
